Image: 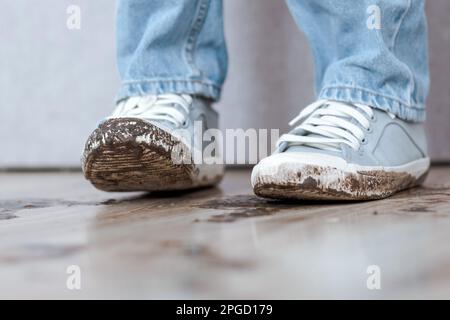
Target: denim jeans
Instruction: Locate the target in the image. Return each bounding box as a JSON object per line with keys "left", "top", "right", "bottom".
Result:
{"left": 116, "top": 0, "right": 429, "bottom": 122}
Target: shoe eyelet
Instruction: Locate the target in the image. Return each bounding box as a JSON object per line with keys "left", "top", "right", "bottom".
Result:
{"left": 370, "top": 114, "right": 377, "bottom": 122}
{"left": 366, "top": 126, "right": 373, "bottom": 133}
{"left": 181, "top": 120, "right": 189, "bottom": 128}
{"left": 361, "top": 138, "right": 368, "bottom": 145}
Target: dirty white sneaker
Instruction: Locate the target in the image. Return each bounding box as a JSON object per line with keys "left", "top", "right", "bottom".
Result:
{"left": 252, "top": 99, "right": 430, "bottom": 200}
{"left": 82, "top": 94, "right": 224, "bottom": 192}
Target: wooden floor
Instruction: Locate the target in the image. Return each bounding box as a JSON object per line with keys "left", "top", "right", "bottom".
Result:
{"left": 1, "top": 167, "right": 450, "bottom": 299}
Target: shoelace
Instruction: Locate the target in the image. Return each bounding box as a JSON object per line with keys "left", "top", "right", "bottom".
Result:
{"left": 111, "top": 94, "right": 193, "bottom": 127}
{"left": 277, "top": 99, "right": 378, "bottom": 152}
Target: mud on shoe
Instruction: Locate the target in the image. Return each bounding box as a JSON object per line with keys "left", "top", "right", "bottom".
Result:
{"left": 252, "top": 100, "right": 430, "bottom": 201}
{"left": 82, "top": 94, "right": 224, "bottom": 192}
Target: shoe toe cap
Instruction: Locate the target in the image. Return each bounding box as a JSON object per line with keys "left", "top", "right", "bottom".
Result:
{"left": 251, "top": 152, "right": 348, "bottom": 187}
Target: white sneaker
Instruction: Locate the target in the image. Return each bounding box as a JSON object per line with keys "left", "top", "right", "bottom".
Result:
{"left": 82, "top": 94, "right": 224, "bottom": 192}
{"left": 252, "top": 100, "right": 430, "bottom": 200}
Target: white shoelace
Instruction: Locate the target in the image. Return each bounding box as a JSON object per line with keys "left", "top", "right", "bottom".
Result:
{"left": 277, "top": 99, "right": 378, "bottom": 152}
{"left": 111, "top": 94, "right": 193, "bottom": 127}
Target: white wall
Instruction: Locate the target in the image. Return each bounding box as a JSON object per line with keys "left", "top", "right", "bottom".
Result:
{"left": 1, "top": 0, "right": 449, "bottom": 168}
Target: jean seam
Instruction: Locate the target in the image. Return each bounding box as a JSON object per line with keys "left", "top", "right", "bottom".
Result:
{"left": 391, "top": 0, "right": 411, "bottom": 49}
{"left": 184, "top": 0, "right": 210, "bottom": 77}
{"left": 391, "top": 0, "right": 415, "bottom": 106}
{"left": 122, "top": 78, "right": 221, "bottom": 89}
{"left": 319, "top": 85, "right": 422, "bottom": 109}
{"left": 117, "top": 79, "right": 221, "bottom": 102}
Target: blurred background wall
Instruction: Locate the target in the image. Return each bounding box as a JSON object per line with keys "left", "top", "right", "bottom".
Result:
{"left": 0, "top": 0, "right": 449, "bottom": 168}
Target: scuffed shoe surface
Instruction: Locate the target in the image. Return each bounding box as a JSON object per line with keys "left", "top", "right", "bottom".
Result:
{"left": 252, "top": 100, "right": 430, "bottom": 201}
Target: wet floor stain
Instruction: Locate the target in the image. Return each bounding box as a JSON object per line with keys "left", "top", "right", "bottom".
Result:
{"left": 0, "top": 212, "right": 18, "bottom": 220}
{"left": 402, "top": 206, "right": 434, "bottom": 213}
{"left": 0, "top": 243, "right": 83, "bottom": 264}
{"left": 392, "top": 186, "right": 450, "bottom": 200}
{"left": 196, "top": 194, "right": 294, "bottom": 210}
{"left": 0, "top": 198, "right": 146, "bottom": 216}
{"left": 194, "top": 188, "right": 450, "bottom": 223}
{"left": 159, "top": 239, "right": 253, "bottom": 269}
{"left": 185, "top": 243, "right": 253, "bottom": 269}
{"left": 0, "top": 199, "right": 104, "bottom": 215}
{"left": 194, "top": 194, "right": 301, "bottom": 223}
{"left": 206, "top": 207, "right": 278, "bottom": 223}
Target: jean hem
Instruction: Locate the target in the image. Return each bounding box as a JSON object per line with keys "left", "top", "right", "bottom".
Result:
{"left": 319, "top": 86, "right": 425, "bottom": 122}
{"left": 116, "top": 79, "right": 222, "bottom": 103}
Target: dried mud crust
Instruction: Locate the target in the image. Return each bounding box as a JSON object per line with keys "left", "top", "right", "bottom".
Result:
{"left": 253, "top": 165, "right": 429, "bottom": 201}
{"left": 82, "top": 118, "right": 223, "bottom": 192}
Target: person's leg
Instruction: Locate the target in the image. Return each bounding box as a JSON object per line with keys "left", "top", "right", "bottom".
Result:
{"left": 252, "top": 0, "right": 430, "bottom": 200}
{"left": 82, "top": 0, "right": 227, "bottom": 192}
{"left": 285, "top": 0, "right": 428, "bottom": 121}
{"left": 116, "top": 0, "right": 228, "bottom": 102}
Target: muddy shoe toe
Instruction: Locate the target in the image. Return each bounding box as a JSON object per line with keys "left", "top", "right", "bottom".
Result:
{"left": 82, "top": 94, "right": 224, "bottom": 192}
{"left": 252, "top": 100, "right": 429, "bottom": 201}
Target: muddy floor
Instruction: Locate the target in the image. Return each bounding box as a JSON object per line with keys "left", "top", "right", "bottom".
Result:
{"left": 1, "top": 168, "right": 450, "bottom": 299}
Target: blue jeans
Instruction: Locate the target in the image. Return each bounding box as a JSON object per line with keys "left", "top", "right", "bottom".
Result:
{"left": 116, "top": 0, "right": 429, "bottom": 122}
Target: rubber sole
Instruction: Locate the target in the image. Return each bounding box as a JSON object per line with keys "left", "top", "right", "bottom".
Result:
{"left": 252, "top": 157, "right": 430, "bottom": 201}
{"left": 82, "top": 118, "right": 223, "bottom": 192}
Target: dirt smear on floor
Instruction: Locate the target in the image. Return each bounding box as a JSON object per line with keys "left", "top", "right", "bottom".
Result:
{"left": 0, "top": 198, "right": 137, "bottom": 216}
{"left": 194, "top": 194, "right": 303, "bottom": 223}
{"left": 159, "top": 239, "right": 253, "bottom": 269}
{"left": 194, "top": 184, "right": 450, "bottom": 223}
{"left": 0, "top": 199, "right": 100, "bottom": 213}
{"left": 0, "top": 243, "right": 84, "bottom": 264}
{"left": 0, "top": 212, "right": 18, "bottom": 220}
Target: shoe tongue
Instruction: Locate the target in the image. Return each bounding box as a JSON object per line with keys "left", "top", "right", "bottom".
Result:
{"left": 284, "top": 124, "right": 343, "bottom": 154}
{"left": 280, "top": 102, "right": 360, "bottom": 154}
{"left": 180, "top": 94, "right": 193, "bottom": 104}
{"left": 156, "top": 94, "right": 191, "bottom": 112}
{"left": 142, "top": 94, "right": 191, "bottom": 128}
